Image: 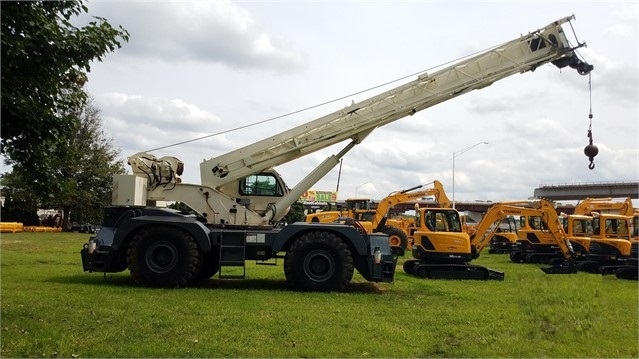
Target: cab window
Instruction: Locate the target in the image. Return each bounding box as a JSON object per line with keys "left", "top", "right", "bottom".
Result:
{"left": 239, "top": 173, "right": 284, "bottom": 196}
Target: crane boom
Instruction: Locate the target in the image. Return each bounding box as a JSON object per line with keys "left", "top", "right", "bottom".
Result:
{"left": 198, "top": 15, "right": 591, "bottom": 188}
{"left": 125, "top": 15, "right": 592, "bottom": 225}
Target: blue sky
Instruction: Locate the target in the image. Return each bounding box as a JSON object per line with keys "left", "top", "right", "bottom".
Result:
{"left": 72, "top": 1, "right": 637, "bottom": 204}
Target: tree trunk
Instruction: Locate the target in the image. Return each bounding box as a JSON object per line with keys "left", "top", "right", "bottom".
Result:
{"left": 62, "top": 207, "right": 72, "bottom": 232}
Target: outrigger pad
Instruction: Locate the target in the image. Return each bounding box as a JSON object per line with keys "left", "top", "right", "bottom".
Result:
{"left": 540, "top": 261, "right": 578, "bottom": 274}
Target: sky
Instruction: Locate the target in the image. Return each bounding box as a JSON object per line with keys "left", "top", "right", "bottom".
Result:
{"left": 70, "top": 1, "right": 637, "bottom": 204}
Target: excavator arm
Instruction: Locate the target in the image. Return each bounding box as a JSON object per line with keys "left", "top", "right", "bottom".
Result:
{"left": 574, "top": 197, "right": 634, "bottom": 216}
{"left": 472, "top": 199, "right": 577, "bottom": 273}
{"left": 372, "top": 180, "right": 451, "bottom": 230}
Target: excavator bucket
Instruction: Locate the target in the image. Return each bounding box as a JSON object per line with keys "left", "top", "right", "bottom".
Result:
{"left": 540, "top": 260, "right": 578, "bottom": 274}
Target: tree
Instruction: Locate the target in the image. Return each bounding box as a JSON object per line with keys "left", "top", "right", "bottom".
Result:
{"left": 1, "top": 1, "right": 129, "bottom": 182}
{"left": 2, "top": 97, "right": 126, "bottom": 228}
{"left": 284, "top": 201, "right": 306, "bottom": 224}
{"left": 0, "top": 178, "right": 40, "bottom": 226}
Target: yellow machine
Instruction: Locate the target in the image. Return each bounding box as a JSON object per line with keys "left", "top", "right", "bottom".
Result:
{"left": 402, "top": 199, "right": 579, "bottom": 280}
{"left": 477, "top": 215, "right": 519, "bottom": 254}
{"left": 554, "top": 197, "right": 634, "bottom": 260}
{"left": 559, "top": 197, "right": 636, "bottom": 279}
{"left": 402, "top": 206, "right": 506, "bottom": 280}
{"left": 578, "top": 212, "right": 637, "bottom": 279}
{"left": 470, "top": 199, "right": 577, "bottom": 274}
{"left": 558, "top": 213, "right": 594, "bottom": 258}
{"left": 502, "top": 197, "right": 637, "bottom": 280}
{"left": 508, "top": 207, "right": 570, "bottom": 264}
{"left": 631, "top": 211, "right": 639, "bottom": 240}
{"left": 304, "top": 198, "right": 372, "bottom": 224}
{"left": 306, "top": 181, "right": 451, "bottom": 253}
{"left": 573, "top": 197, "right": 634, "bottom": 216}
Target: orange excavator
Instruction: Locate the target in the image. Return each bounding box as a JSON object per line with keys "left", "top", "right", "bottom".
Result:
{"left": 577, "top": 211, "right": 637, "bottom": 280}
{"left": 402, "top": 198, "right": 578, "bottom": 280}
{"left": 471, "top": 199, "right": 578, "bottom": 274}
{"left": 573, "top": 197, "right": 634, "bottom": 216}
{"left": 306, "top": 181, "right": 451, "bottom": 253}
{"left": 563, "top": 197, "right": 637, "bottom": 279}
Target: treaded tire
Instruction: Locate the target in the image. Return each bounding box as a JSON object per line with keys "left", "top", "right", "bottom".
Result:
{"left": 196, "top": 250, "right": 221, "bottom": 280}
{"left": 284, "top": 231, "right": 354, "bottom": 292}
{"left": 127, "top": 225, "right": 202, "bottom": 287}
{"left": 385, "top": 227, "right": 408, "bottom": 252}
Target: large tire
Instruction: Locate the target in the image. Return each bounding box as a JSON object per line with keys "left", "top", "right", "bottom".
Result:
{"left": 384, "top": 227, "right": 408, "bottom": 252}
{"left": 196, "top": 250, "right": 220, "bottom": 280}
{"left": 127, "top": 225, "right": 202, "bottom": 287}
{"left": 284, "top": 231, "right": 354, "bottom": 292}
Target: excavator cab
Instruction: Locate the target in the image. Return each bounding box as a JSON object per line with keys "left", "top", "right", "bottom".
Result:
{"left": 410, "top": 208, "right": 472, "bottom": 264}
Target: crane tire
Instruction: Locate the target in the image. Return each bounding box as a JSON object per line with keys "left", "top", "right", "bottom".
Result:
{"left": 284, "top": 231, "right": 354, "bottom": 292}
{"left": 127, "top": 225, "right": 202, "bottom": 287}
{"left": 196, "top": 249, "right": 221, "bottom": 280}
{"left": 384, "top": 227, "right": 408, "bottom": 252}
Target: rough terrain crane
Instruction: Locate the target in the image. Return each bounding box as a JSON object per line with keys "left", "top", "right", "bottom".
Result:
{"left": 81, "top": 16, "right": 592, "bottom": 291}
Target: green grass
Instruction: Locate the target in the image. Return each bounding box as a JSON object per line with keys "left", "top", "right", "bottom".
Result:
{"left": 1, "top": 232, "right": 637, "bottom": 358}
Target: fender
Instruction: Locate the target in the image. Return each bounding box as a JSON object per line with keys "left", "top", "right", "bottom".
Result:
{"left": 113, "top": 215, "right": 212, "bottom": 252}
{"left": 271, "top": 222, "right": 370, "bottom": 255}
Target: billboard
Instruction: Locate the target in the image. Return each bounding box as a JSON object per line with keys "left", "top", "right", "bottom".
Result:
{"left": 300, "top": 190, "right": 338, "bottom": 203}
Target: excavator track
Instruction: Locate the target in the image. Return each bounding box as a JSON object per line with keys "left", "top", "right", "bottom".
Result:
{"left": 403, "top": 260, "right": 504, "bottom": 280}
{"left": 613, "top": 266, "right": 638, "bottom": 280}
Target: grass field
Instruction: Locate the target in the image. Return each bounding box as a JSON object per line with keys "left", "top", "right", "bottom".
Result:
{"left": 1, "top": 231, "right": 637, "bottom": 358}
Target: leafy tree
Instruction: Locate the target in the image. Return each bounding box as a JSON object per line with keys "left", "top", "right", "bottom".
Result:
{"left": 168, "top": 202, "right": 195, "bottom": 213}
{"left": 1, "top": 0, "right": 129, "bottom": 182}
{"left": 0, "top": 183, "right": 40, "bottom": 226}
{"left": 284, "top": 201, "right": 306, "bottom": 224}
{"left": 2, "top": 97, "right": 126, "bottom": 228}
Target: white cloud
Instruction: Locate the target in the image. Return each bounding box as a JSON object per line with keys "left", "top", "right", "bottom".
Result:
{"left": 83, "top": 0, "right": 305, "bottom": 72}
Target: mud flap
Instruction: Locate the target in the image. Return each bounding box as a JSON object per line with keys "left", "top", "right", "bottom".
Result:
{"left": 540, "top": 260, "right": 578, "bottom": 274}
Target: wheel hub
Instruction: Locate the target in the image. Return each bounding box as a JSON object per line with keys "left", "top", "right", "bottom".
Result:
{"left": 146, "top": 241, "right": 179, "bottom": 273}
{"left": 303, "top": 250, "right": 335, "bottom": 282}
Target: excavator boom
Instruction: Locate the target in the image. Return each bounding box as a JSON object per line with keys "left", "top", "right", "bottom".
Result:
{"left": 471, "top": 199, "right": 578, "bottom": 274}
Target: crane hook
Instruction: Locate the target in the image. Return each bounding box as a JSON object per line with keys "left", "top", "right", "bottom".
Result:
{"left": 584, "top": 115, "right": 598, "bottom": 170}
{"left": 583, "top": 73, "right": 597, "bottom": 170}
